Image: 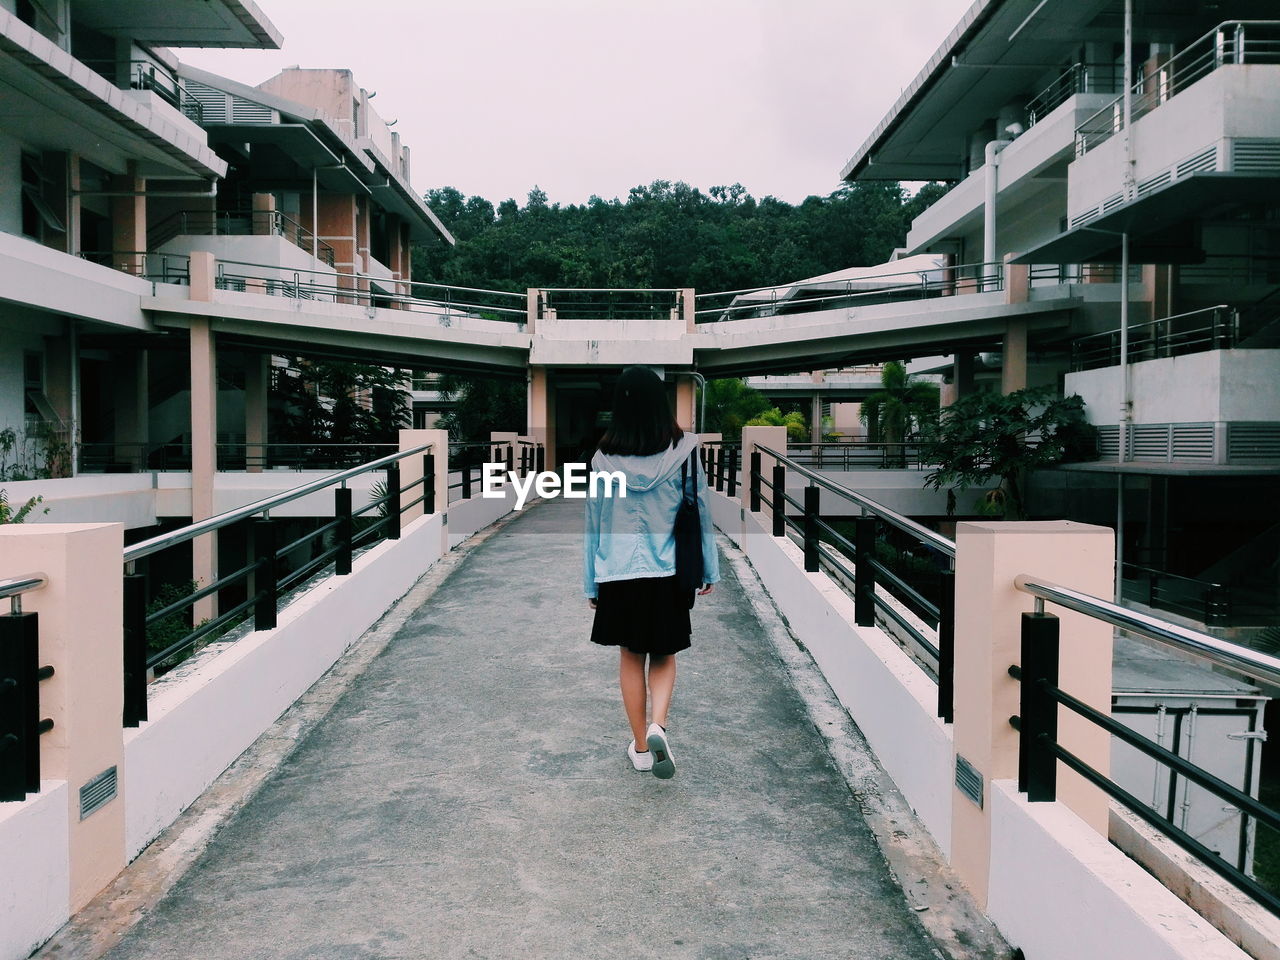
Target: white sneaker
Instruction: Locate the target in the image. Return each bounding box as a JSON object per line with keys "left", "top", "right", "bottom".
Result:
{"left": 628, "top": 740, "right": 654, "bottom": 772}
{"left": 646, "top": 723, "right": 675, "bottom": 779}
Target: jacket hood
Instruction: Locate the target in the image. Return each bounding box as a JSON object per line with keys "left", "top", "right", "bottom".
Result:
{"left": 592, "top": 433, "right": 702, "bottom": 492}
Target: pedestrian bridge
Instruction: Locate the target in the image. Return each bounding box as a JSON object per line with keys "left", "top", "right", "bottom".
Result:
{"left": 2, "top": 435, "right": 1278, "bottom": 960}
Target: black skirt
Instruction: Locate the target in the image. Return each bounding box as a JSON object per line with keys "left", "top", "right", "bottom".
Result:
{"left": 590, "top": 575, "right": 694, "bottom": 656}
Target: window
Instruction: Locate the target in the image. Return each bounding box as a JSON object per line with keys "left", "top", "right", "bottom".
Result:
{"left": 23, "top": 352, "right": 44, "bottom": 421}
{"left": 21, "top": 153, "right": 66, "bottom": 242}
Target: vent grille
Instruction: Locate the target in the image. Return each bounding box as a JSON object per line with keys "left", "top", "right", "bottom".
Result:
{"left": 1137, "top": 171, "right": 1172, "bottom": 197}
{"left": 80, "top": 766, "right": 117, "bottom": 820}
{"left": 1232, "top": 139, "right": 1280, "bottom": 173}
{"left": 229, "top": 98, "right": 273, "bottom": 124}
{"left": 1176, "top": 146, "right": 1218, "bottom": 177}
{"left": 1130, "top": 424, "right": 1170, "bottom": 460}
{"left": 1171, "top": 424, "right": 1215, "bottom": 460}
{"left": 955, "top": 755, "right": 983, "bottom": 809}
{"left": 1228, "top": 423, "right": 1280, "bottom": 462}
{"left": 181, "top": 80, "right": 275, "bottom": 125}
{"left": 1101, "top": 192, "right": 1126, "bottom": 214}
{"left": 1070, "top": 208, "right": 1100, "bottom": 228}
{"left": 1096, "top": 425, "right": 1120, "bottom": 460}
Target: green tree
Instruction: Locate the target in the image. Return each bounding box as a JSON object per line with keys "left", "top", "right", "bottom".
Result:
{"left": 702, "top": 379, "right": 770, "bottom": 441}
{"left": 746, "top": 407, "right": 808, "bottom": 442}
{"left": 435, "top": 374, "right": 526, "bottom": 445}
{"left": 271, "top": 360, "right": 410, "bottom": 456}
{"left": 0, "top": 488, "right": 46, "bottom": 524}
{"left": 923, "top": 389, "right": 1097, "bottom": 520}
{"left": 859, "top": 362, "right": 939, "bottom": 464}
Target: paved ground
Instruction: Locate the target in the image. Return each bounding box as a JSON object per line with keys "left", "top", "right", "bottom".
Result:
{"left": 99, "top": 498, "right": 943, "bottom": 960}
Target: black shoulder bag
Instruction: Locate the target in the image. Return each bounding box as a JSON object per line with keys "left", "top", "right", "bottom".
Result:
{"left": 674, "top": 450, "right": 704, "bottom": 597}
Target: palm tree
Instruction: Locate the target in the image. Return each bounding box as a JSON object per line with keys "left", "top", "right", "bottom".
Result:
{"left": 859, "top": 362, "right": 939, "bottom": 466}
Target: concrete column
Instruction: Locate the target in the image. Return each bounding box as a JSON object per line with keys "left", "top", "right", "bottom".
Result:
{"left": 397, "top": 430, "right": 449, "bottom": 552}
{"left": 244, "top": 353, "right": 269, "bottom": 474}
{"left": 811, "top": 392, "right": 823, "bottom": 444}
{"left": 741, "top": 425, "right": 786, "bottom": 526}
{"left": 1003, "top": 253, "right": 1028, "bottom": 305}
{"left": 67, "top": 154, "right": 81, "bottom": 257}
{"left": 527, "top": 366, "right": 555, "bottom": 470}
{"left": 951, "top": 520, "right": 1115, "bottom": 907}
{"left": 189, "top": 251, "right": 216, "bottom": 303}
{"left": 110, "top": 163, "right": 146, "bottom": 278}
{"left": 189, "top": 318, "right": 218, "bottom": 622}
{"left": 1144, "top": 263, "right": 1171, "bottom": 323}
{"left": 112, "top": 350, "right": 149, "bottom": 468}
{"left": 681, "top": 287, "right": 696, "bottom": 332}
{"left": 526, "top": 289, "right": 539, "bottom": 334}
{"left": 1001, "top": 322, "right": 1028, "bottom": 395}
{"left": 954, "top": 353, "right": 975, "bottom": 401}
{"left": 674, "top": 376, "right": 696, "bottom": 433}
{"left": 251, "top": 192, "right": 276, "bottom": 236}
{"left": 1, "top": 522, "right": 126, "bottom": 911}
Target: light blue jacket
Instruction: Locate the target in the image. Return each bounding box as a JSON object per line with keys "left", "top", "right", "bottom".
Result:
{"left": 583, "top": 433, "right": 720, "bottom": 598}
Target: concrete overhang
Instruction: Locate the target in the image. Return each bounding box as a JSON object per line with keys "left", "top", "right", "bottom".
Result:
{"left": 840, "top": 0, "right": 1280, "bottom": 183}
{"left": 70, "top": 0, "right": 282, "bottom": 49}
{"left": 1012, "top": 174, "right": 1280, "bottom": 265}
{"left": 0, "top": 231, "right": 152, "bottom": 329}
{"left": 143, "top": 294, "right": 531, "bottom": 373}
{"left": 0, "top": 11, "right": 228, "bottom": 179}
{"left": 1055, "top": 461, "right": 1280, "bottom": 477}
{"left": 201, "top": 123, "right": 369, "bottom": 193}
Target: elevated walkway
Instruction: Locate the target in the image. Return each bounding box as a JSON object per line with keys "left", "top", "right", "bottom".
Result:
{"left": 45, "top": 498, "right": 954, "bottom": 960}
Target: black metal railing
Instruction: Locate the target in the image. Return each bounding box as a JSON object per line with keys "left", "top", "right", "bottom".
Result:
{"left": 1025, "top": 62, "right": 1122, "bottom": 127}
{"left": 77, "top": 251, "right": 191, "bottom": 284}
{"left": 213, "top": 260, "right": 527, "bottom": 323}
{"left": 1027, "top": 263, "right": 1140, "bottom": 286}
{"left": 782, "top": 442, "right": 930, "bottom": 471}
{"left": 1070, "top": 305, "right": 1237, "bottom": 371}
{"left": 120, "top": 444, "right": 438, "bottom": 721}
{"left": 1009, "top": 575, "right": 1280, "bottom": 916}
{"left": 694, "top": 260, "right": 1004, "bottom": 323}
{"left": 445, "top": 441, "right": 543, "bottom": 504}
{"left": 149, "top": 210, "right": 336, "bottom": 267}
{"left": 749, "top": 445, "right": 956, "bottom": 722}
{"left": 81, "top": 58, "right": 204, "bottom": 123}
{"left": 1075, "top": 21, "right": 1280, "bottom": 156}
{"left": 537, "top": 288, "right": 683, "bottom": 321}
{"left": 0, "top": 575, "right": 55, "bottom": 803}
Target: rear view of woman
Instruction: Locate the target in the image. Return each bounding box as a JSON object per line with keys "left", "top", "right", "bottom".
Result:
{"left": 584, "top": 366, "right": 719, "bottom": 779}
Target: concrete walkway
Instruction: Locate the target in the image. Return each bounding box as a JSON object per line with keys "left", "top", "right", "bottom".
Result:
{"left": 100, "top": 498, "right": 942, "bottom": 960}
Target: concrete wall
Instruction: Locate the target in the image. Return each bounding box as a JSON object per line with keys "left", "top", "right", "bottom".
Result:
{"left": 0, "top": 783, "right": 70, "bottom": 960}
{"left": 1066, "top": 348, "right": 1280, "bottom": 425}
{"left": 124, "top": 511, "right": 445, "bottom": 859}
{"left": 986, "top": 781, "right": 1247, "bottom": 960}
{"left": 448, "top": 482, "right": 518, "bottom": 547}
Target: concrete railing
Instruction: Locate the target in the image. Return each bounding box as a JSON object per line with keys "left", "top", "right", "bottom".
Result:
{"left": 710, "top": 425, "right": 1265, "bottom": 960}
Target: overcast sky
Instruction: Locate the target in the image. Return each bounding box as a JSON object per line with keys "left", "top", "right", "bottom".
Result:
{"left": 181, "top": 0, "right": 972, "bottom": 207}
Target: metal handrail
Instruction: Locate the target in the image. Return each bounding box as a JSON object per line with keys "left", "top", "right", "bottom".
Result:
{"left": 695, "top": 260, "right": 1002, "bottom": 302}
{"left": 756, "top": 444, "right": 956, "bottom": 558}
{"left": 1014, "top": 574, "right": 1280, "bottom": 687}
{"left": 0, "top": 574, "right": 47, "bottom": 610}
{"left": 213, "top": 259, "right": 525, "bottom": 299}
{"left": 122, "top": 443, "right": 433, "bottom": 563}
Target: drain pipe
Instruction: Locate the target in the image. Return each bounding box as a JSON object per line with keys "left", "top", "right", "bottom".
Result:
{"left": 689, "top": 372, "right": 706, "bottom": 434}
{"left": 983, "top": 138, "right": 1013, "bottom": 290}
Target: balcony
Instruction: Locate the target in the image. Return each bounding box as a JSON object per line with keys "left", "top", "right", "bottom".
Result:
{"left": 150, "top": 209, "right": 336, "bottom": 267}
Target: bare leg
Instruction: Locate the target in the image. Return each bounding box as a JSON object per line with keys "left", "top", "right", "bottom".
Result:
{"left": 648, "top": 653, "right": 676, "bottom": 729}
{"left": 619, "top": 648, "right": 649, "bottom": 748}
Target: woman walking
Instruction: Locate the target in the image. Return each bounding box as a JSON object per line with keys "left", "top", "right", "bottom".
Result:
{"left": 584, "top": 366, "right": 719, "bottom": 779}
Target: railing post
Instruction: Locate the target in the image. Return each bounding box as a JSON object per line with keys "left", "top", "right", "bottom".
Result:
{"left": 0, "top": 609, "right": 37, "bottom": 801}
{"left": 385, "top": 463, "right": 402, "bottom": 540}
{"left": 1019, "top": 611, "right": 1060, "bottom": 802}
{"left": 335, "top": 486, "right": 353, "bottom": 576}
{"left": 536, "top": 444, "right": 546, "bottom": 474}
{"left": 937, "top": 568, "right": 955, "bottom": 724}
{"left": 461, "top": 458, "right": 472, "bottom": 500}
{"left": 771, "top": 463, "right": 786, "bottom": 538}
{"left": 803, "top": 485, "right": 820, "bottom": 572}
{"left": 506, "top": 444, "right": 514, "bottom": 476}
{"left": 122, "top": 573, "right": 148, "bottom": 727}
{"left": 716, "top": 446, "right": 727, "bottom": 492}
{"left": 749, "top": 452, "right": 761, "bottom": 512}
{"left": 854, "top": 515, "right": 876, "bottom": 627}
{"left": 726, "top": 446, "right": 738, "bottom": 499}
{"left": 423, "top": 453, "right": 436, "bottom": 516}
{"left": 250, "top": 518, "right": 278, "bottom": 631}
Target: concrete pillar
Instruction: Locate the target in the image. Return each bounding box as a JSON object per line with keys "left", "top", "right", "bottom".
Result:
{"left": 527, "top": 366, "right": 555, "bottom": 470}
{"left": 189, "top": 251, "right": 216, "bottom": 303}
{"left": 951, "top": 520, "right": 1115, "bottom": 908}
{"left": 954, "top": 353, "right": 975, "bottom": 401}
{"left": 244, "top": 353, "right": 269, "bottom": 473}
{"left": 397, "top": 430, "right": 449, "bottom": 552}
{"left": 1, "top": 522, "right": 126, "bottom": 911}
{"left": 1001, "top": 321, "right": 1028, "bottom": 395}
{"left": 741, "top": 425, "right": 786, "bottom": 530}
{"left": 112, "top": 350, "right": 148, "bottom": 469}
{"left": 811, "top": 392, "right": 823, "bottom": 444}
{"left": 681, "top": 287, "right": 696, "bottom": 332}
{"left": 1003, "top": 253, "right": 1028, "bottom": 305}
{"left": 189, "top": 318, "right": 218, "bottom": 622}
{"left": 110, "top": 163, "right": 146, "bottom": 278}
{"left": 674, "top": 376, "right": 696, "bottom": 433}
{"left": 526, "top": 289, "right": 540, "bottom": 333}
{"left": 67, "top": 154, "right": 81, "bottom": 257}
{"left": 1144, "top": 263, "right": 1171, "bottom": 323}
{"left": 251, "top": 192, "right": 277, "bottom": 236}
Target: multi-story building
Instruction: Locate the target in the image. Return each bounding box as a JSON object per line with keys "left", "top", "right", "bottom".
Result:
{"left": 840, "top": 0, "right": 1280, "bottom": 637}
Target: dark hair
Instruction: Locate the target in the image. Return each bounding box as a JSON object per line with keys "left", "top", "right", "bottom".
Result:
{"left": 598, "top": 366, "right": 684, "bottom": 455}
